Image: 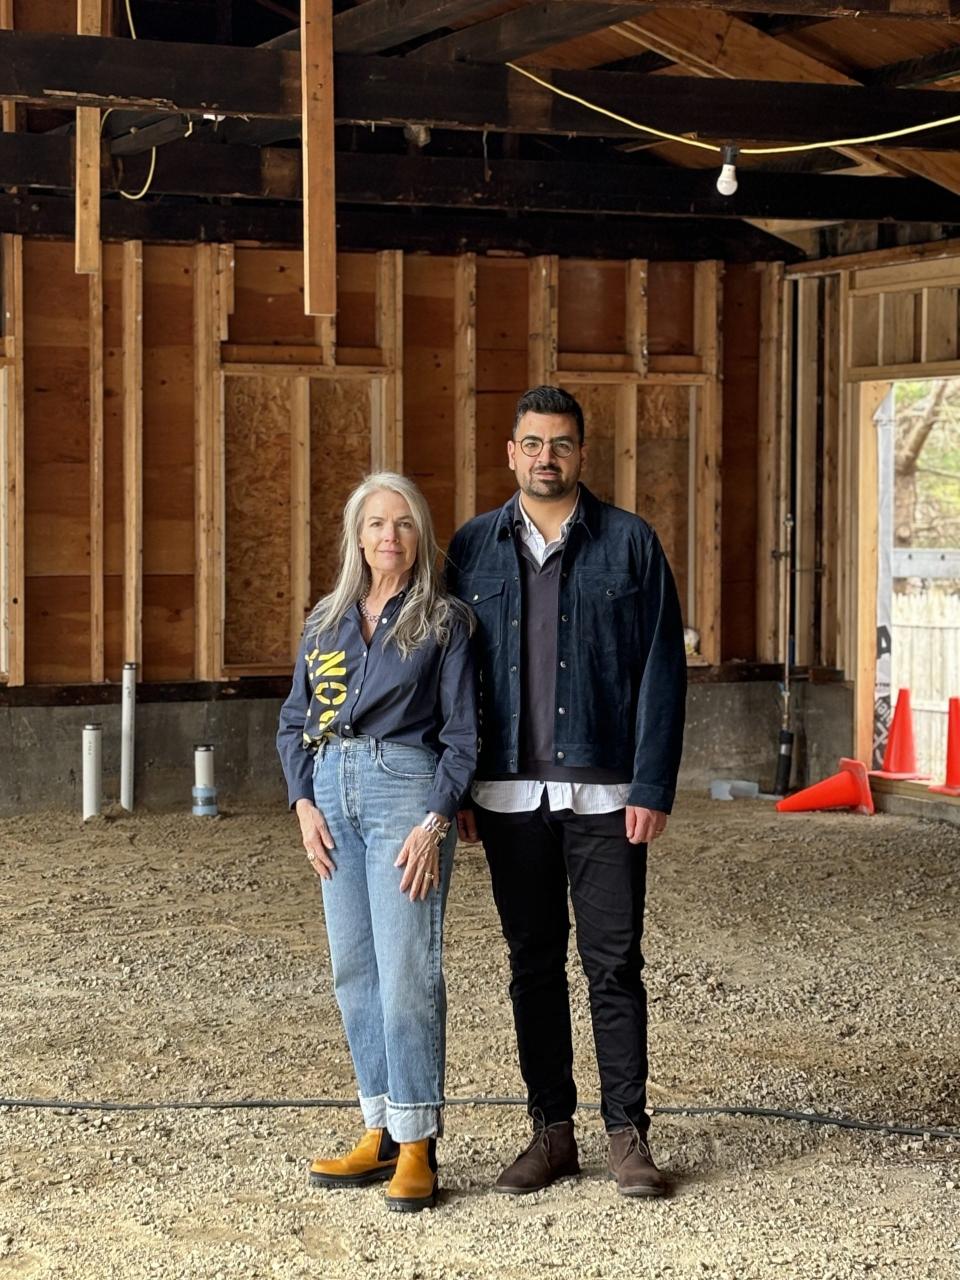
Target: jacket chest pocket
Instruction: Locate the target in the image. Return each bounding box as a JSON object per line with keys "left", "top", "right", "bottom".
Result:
{"left": 577, "top": 573, "right": 640, "bottom": 653}
{"left": 461, "top": 576, "right": 506, "bottom": 653}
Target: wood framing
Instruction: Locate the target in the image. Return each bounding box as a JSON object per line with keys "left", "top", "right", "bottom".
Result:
{"left": 821, "top": 274, "right": 841, "bottom": 669}
{"left": 693, "top": 261, "right": 723, "bottom": 666}
{"left": 625, "top": 259, "right": 648, "bottom": 376}
{"left": 1, "top": 233, "right": 24, "bottom": 685}
{"left": 300, "top": 0, "right": 336, "bottom": 317}
{"left": 794, "top": 277, "right": 819, "bottom": 667}
{"left": 853, "top": 382, "right": 885, "bottom": 765}
{"left": 528, "top": 256, "right": 558, "bottom": 387}
{"left": 755, "top": 263, "right": 783, "bottom": 664}
{"left": 0, "top": 0, "right": 13, "bottom": 134}
{"left": 614, "top": 383, "right": 638, "bottom": 515}
{"left": 74, "top": 0, "right": 102, "bottom": 276}
{"left": 122, "top": 239, "right": 143, "bottom": 669}
{"left": 194, "top": 243, "right": 224, "bottom": 681}
{"left": 290, "top": 377, "right": 311, "bottom": 654}
{"left": 372, "top": 251, "right": 403, "bottom": 473}
{"left": 88, "top": 249, "right": 104, "bottom": 682}
{"left": 453, "top": 253, "right": 477, "bottom": 529}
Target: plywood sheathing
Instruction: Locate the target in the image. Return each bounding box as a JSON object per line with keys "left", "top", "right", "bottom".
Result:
{"left": 637, "top": 383, "right": 691, "bottom": 617}
{"left": 310, "top": 377, "right": 372, "bottom": 596}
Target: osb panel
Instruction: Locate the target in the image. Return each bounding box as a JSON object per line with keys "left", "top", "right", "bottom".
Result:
{"left": 230, "top": 249, "right": 313, "bottom": 346}
{"left": 477, "top": 259, "right": 528, "bottom": 517}
{"left": 103, "top": 244, "right": 125, "bottom": 581}
{"left": 22, "top": 241, "right": 90, "bottom": 586}
{"left": 142, "top": 575, "right": 195, "bottom": 682}
{"left": 636, "top": 384, "right": 690, "bottom": 619}
{"left": 404, "top": 257, "right": 456, "bottom": 547}
{"left": 647, "top": 263, "right": 696, "bottom": 356}
{"left": 224, "top": 376, "right": 293, "bottom": 666}
{"left": 338, "top": 253, "right": 379, "bottom": 350}
{"left": 310, "top": 378, "right": 372, "bottom": 597}
{"left": 558, "top": 261, "right": 626, "bottom": 356}
{"left": 25, "top": 576, "right": 89, "bottom": 684}
{"left": 721, "top": 265, "right": 760, "bottom": 660}
{"left": 560, "top": 382, "right": 617, "bottom": 507}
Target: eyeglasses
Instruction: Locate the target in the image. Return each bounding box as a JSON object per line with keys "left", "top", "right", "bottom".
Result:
{"left": 517, "top": 435, "right": 576, "bottom": 459}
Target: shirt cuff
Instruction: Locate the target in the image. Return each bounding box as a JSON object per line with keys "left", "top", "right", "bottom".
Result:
{"left": 288, "top": 782, "right": 314, "bottom": 810}
{"left": 626, "top": 783, "right": 675, "bottom": 814}
{"left": 424, "top": 788, "right": 456, "bottom": 821}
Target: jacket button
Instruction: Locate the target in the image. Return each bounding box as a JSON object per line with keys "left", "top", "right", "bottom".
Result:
{"left": 510, "top": 665, "right": 517, "bottom": 673}
{"left": 556, "top": 751, "right": 565, "bottom": 760}
{"left": 472, "top": 594, "right": 479, "bottom": 601}
{"left": 561, "top": 614, "right": 568, "bottom": 622}
{"left": 559, "top": 660, "right": 567, "bottom": 669}
{"left": 558, "top": 706, "right": 566, "bottom": 715}
{"left": 511, "top": 618, "right": 518, "bottom": 627}
{"left": 606, "top": 588, "right": 615, "bottom": 596}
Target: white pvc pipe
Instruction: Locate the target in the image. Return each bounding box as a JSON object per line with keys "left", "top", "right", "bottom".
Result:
{"left": 195, "top": 744, "right": 215, "bottom": 789}
{"left": 121, "top": 661, "right": 136, "bottom": 812}
{"left": 192, "top": 744, "right": 218, "bottom": 816}
{"left": 82, "top": 723, "right": 103, "bottom": 821}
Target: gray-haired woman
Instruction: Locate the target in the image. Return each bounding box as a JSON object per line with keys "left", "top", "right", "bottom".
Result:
{"left": 277, "top": 472, "right": 476, "bottom": 1213}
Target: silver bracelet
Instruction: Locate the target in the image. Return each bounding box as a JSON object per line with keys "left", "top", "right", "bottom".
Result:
{"left": 420, "top": 812, "right": 451, "bottom": 847}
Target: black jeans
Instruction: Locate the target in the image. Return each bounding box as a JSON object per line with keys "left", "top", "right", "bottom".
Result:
{"left": 475, "top": 797, "right": 649, "bottom": 1134}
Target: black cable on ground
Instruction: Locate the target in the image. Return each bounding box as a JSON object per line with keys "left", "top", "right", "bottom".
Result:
{"left": 1, "top": 1094, "right": 958, "bottom": 1141}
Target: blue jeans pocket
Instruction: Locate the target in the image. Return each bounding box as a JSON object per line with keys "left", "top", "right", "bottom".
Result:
{"left": 375, "top": 742, "right": 437, "bottom": 780}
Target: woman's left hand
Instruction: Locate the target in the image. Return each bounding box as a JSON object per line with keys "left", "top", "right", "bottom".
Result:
{"left": 395, "top": 825, "right": 440, "bottom": 902}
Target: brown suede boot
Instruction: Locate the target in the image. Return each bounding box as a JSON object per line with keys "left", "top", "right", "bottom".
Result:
{"left": 308, "top": 1128, "right": 399, "bottom": 1188}
{"left": 608, "top": 1128, "right": 670, "bottom": 1198}
{"left": 494, "top": 1120, "right": 580, "bottom": 1195}
{"left": 385, "top": 1138, "right": 439, "bottom": 1213}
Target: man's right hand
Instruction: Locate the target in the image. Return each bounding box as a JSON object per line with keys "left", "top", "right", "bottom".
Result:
{"left": 456, "top": 808, "right": 479, "bottom": 843}
{"left": 295, "top": 798, "right": 336, "bottom": 879}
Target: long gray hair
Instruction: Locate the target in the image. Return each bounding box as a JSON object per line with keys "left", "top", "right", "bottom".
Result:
{"left": 306, "top": 472, "right": 472, "bottom": 658}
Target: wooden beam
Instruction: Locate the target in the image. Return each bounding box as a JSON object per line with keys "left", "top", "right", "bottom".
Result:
{"left": 194, "top": 244, "right": 224, "bottom": 681}
{"left": 333, "top": 0, "right": 500, "bottom": 54}
{"left": 122, "top": 239, "right": 143, "bottom": 669}
{"left": 453, "top": 253, "right": 476, "bottom": 528}
{"left": 290, "top": 376, "right": 311, "bottom": 653}
{"left": 854, "top": 381, "right": 885, "bottom": 764}
{"left": 793, "top": 276, "right": 818, "bottom": 668}
{"left": 820, "top": 272, "right": 840, "bottom": 668}
{"left": 0, "top": 0, "right": 15, "bottom": 134}
{"left": 74, "top": 0, "right": 102, "bottom": 276}
{"left": 301, "top": 0, "right": 336, "bottom": 318}
{"left": 1, "top": 233, "right": 24, "bottom": 685}
{"left": 863, "top": 44, "right": 960, "bottom": 89}
{"left": 693, "top": 261, "right": 722, "bottom": 667}
{"left": 412, "top": 2, "right": 648, "bottom": 63}
{"left": 372, "top": 249, "right": 403, "bottom": 473}
{"left": 624, "top": 0, "right": 960, "bottom": 15}
{"left": 89, "top": 249, "right": 104, "bottom": 681}
{"left": 614, "top": 383, "right": 638, "bottom": 515}
{"left": 625, "top": 259, "right": 647, "bottom": 375}
{"left": 528, "top": 256, "right": 558, "bottom": 387}
{"left": 755, "top": 262, "right": 783, "bottom": 664}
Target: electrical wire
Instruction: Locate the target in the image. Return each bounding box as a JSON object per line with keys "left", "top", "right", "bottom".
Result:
{"left": 506, "top": 60, "right": 960, "bottom": 158}
{"left": 1, "top": 1093, "right": 958, "bottom": 1140}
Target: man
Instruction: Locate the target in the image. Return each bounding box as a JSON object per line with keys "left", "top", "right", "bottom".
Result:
{"left": 446, "top": 385, "right": 686, "bottom": 1198}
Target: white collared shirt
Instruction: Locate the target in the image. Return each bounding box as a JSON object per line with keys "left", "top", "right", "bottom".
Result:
{"left": 470, "top": 493, "right": 632, "bottom": 817}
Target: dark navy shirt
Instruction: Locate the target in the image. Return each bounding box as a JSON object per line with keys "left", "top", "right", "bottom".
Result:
{"left": 276, "top": 592, "right": 477, "bottom": 819}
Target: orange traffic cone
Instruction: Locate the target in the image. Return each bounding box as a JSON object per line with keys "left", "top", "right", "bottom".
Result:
{"left": 930, "top": 697, "right": 960, "bottom": 797}
{"left": 776, "top": 758, "right": 874, "bottom": 816}
{"left": 871, "top": 688, "right": 927, "bottom": 780}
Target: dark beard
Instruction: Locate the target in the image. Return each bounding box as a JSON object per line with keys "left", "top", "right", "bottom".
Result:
{"left": 521, "top": 470, "right": 576, "bottom": 500}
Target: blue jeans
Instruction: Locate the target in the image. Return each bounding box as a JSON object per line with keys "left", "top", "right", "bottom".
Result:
{"left": 312, "top": 735, "right": 455, "bottom": 1142}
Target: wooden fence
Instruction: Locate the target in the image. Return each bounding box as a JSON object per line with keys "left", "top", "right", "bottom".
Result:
{"left": 891, "top": 588, "right": 960, "bottom": 780}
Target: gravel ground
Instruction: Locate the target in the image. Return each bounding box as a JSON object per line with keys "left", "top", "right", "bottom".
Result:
{"left": 0, "top": 795, "right": 958, "bottom": 1280}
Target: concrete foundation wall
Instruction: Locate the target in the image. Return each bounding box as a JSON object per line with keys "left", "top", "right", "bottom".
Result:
{"left": 0, "top": 682, "right": 854, "bottom": 815}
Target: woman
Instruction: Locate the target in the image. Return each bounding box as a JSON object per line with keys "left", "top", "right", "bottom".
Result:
{"left": 277, "top": 472, "right": 476, "bottom": 1214}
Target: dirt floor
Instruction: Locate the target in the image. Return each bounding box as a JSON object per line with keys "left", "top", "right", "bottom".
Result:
{"left": 0, "top": 794, "right": 958, "bottom": 1280}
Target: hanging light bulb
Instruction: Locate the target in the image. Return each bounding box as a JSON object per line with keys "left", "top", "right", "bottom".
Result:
{"left": 716, "top": 145, "right": 739, "bottom": 197}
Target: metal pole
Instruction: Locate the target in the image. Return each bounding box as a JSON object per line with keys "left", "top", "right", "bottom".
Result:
{"left": 120, "top": 661, "right": 136, "bottom": 812}
{"left": 82, "top": 723, "right": 103, "bottom": 821}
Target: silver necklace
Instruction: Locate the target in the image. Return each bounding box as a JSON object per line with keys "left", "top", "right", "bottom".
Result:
{"left": 359, "top": 593, "right": 381, "bottom": 624}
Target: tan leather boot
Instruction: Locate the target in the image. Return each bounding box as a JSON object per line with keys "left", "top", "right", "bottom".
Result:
{"left": 308, "top": 1128, "right": 399, "bottom": 1188}
{"left": 385, "top": 1139, "right": 438, "bottom": 1212}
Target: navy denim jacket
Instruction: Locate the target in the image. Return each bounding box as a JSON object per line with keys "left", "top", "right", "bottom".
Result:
{"left": 446, "top": 485, "right": 686, "bottom": 814}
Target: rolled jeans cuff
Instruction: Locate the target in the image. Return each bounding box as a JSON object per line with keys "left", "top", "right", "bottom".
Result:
{"left": 358, "top": 1091, "right": 389, "bottom": 1131}
{"left": 358, "top": 1094, "right": 444, "bottom": 1141}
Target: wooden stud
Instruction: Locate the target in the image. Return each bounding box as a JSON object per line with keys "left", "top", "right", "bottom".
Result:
{"left": 920, "top": 286, "right": 958, "bottom": 363}
{"left": 1, "top": 233, "right": 23, "bottom": 685}
{"left": 528, "top": 255, "right": 557, "bottom": 388}
{"left": 625, "top": 259, "right": 648, "bottom": 376}
{"left": 693, "top": 261, "right": 722, "bottom": 666}
{"left": 88, "top": 248, "right": 104, "bottom": 682}
{"left": 0, "top": 0, "right": 14, "bottom": 134}
{"left": 226, "top": 361, "right": 386, "bottom": 380}
{"left": 820, "top": 274, "right": 841, "bottom": 669}
{"left": 453, "top": 254, "right": 476, "bottom": 529}
{"left": 216, "top": 243, "right": 235, "bottom": 343}
{"left": 755, "top": 262, "right": 783, "bottom": 664}
{"left": 300, "top": 0, "right": 336, "bottom": 318}
{"left": 794, "top": 277, "right": 819, "bottom": 668}
{"left": 315, "top": 314, "right": 336, "bottom": 366}
{"left": 847, "top": 357, "right": 960, "bottom": 382}
{"left": 194, "top": 244, "right": 224, "bottom": 681}
{"left": 614, "top": 383, "right": 637, "bottom": 515}
{"left": 372, "top": 249, "right": 403, "bottom": 473}
{"left": 290, "top": 376, "right": 311, "bottom": 654}
{"left": 854, "top": 381, "right": 886, "bottom": 764}
{"left": 836, "top": 271, "right": 852, "bottom": 676}
{"left": 122, "top": 239, "right": 143, "bottom": 669}
{"left": 779, "top": 278, "right": 795, "bottom": 669}
{"left": 75, "top": 0, "right": 102, "bottom": 275}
